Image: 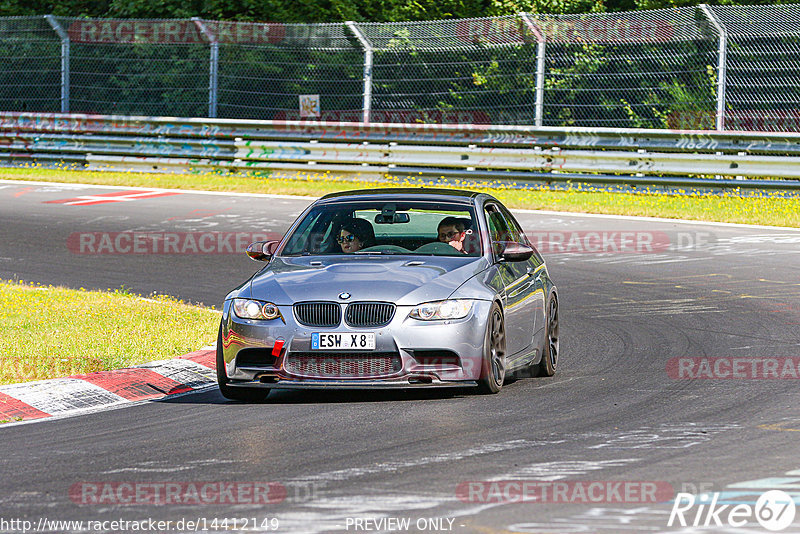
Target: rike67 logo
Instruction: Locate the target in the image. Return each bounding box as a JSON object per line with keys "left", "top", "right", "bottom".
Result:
{"left": 669, "top": 490, "right": 796, "bottom": 531}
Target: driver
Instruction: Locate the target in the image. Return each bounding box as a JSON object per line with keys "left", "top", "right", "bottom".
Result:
{"left": 338, "top": 218, "right": 375, "bottom": 253}
{"left": 437, "top": 216, "right": 469, "bottom": 253}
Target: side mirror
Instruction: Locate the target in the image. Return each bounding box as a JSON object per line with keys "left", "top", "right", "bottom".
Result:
{"left": 246, "top": 240, "right": 279, "bottom": 262}
{"left": 498, "top": 242, "right": 534, "bottom": 262}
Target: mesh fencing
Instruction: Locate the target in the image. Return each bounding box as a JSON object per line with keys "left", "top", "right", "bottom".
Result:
{"left": 0, "top": 17, "right": 62, "bottom": 113}
{"left": 65, "top": 18, "right": 210, "bottom": 117}
{"left": 0, "top": 6, "right": 798, "bottom": 131}
{"left": 359, "top": 16, "right": 537, "bottom": 124}
{"left": 213, "top": 21, "right": 364, "bottom": 120}
{"left": 713, "top": 5, "right": 800, "bottom": 132}
{"left": 533, "top": 8, "right": 719, "bottom": 128}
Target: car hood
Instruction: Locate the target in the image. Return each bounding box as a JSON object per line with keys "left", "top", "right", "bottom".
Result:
{"left": 243, "top": 255, "right": 490, "bottom": 306}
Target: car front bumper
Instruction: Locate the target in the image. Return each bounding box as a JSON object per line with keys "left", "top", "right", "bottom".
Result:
{"left": 220, "top": 299, "right": 492, "bottom": 389}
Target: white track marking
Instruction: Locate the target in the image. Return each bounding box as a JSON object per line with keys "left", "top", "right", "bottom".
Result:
{"left": 131, "top": 359, "right": 216, "bottom": 389}
{"left": 0, "top": 379, "right": 127, "bottom": 415}
{"left": 291, "top": 439, "right": 563, "bottom": 483}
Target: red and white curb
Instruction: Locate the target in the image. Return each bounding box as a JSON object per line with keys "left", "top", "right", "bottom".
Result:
{"left": 0, "top": 348, "right": 217, "bottom": 424}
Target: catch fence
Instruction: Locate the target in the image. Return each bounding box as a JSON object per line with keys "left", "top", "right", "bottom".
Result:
{"left": 1, "top": 5, "right": 799, "bottom": 131}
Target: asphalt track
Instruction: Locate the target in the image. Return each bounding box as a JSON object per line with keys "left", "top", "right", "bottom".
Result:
{"left": 2, "top": 180, "right": 800, "bottom": 534}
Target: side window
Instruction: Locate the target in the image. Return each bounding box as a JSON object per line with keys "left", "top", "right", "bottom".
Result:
{"left": 498, "top": 205, "right": 542, "bottom": 266}
{"left": 498, "top": 205, "right": 528, "bottom": 245}
{"left": 283, "top": 209, "right": 323, "bottom": 254}
{"left": 484, "top": 204, "right": 513, "bottom": 256}
{"left": 282, "top": 209, "right": 339, "bottom": 254}
{"left": 485, "top": 204, "right": 520, "bottom": 243}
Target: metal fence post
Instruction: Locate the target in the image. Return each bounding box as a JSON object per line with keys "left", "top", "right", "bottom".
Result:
{"left": 521, "top": 13, "right": 546, "bottom": 127}
{"left": 192, "top": 18, "right": 218, "bottom": 118}
{"left": 346, "top": 21, "right": 373, "bottom": 125}
{"left": 699, "top": 5, "right": 728, "bottom": 131}
{"left": 44, "top": 15, "right": 69, "bottom": 113}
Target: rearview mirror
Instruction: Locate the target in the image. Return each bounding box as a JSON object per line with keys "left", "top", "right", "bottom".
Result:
{"left": 374, "top": 213, "right": 410, "bottom": 224}
{"left": 246, "top": 240, "right": 279, "bottom": 262}
{"left": 375, "top": 203, "right": 410, "bottom": 224}
{"left": 498, "top": 242, "right": 534, "bottom": 262}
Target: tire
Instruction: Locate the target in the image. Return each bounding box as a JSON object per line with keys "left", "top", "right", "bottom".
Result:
{"left": 534, "top": 293, "right": 559, "bottom": 377}
{"left": 216, "top": 323, "right": 270, "bottom": 402}
{"left": 478, "top": 302, "right": 506, "bottom": 394}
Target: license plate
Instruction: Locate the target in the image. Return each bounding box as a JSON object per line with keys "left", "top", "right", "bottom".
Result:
{"left": 311, "top": 332, "right": 376, "bottom": 350}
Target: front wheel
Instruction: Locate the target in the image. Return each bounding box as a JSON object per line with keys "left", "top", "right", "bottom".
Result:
{"left": 216, "top": 323, "right": 270, "bottom": 402}
{"left": 534, "top": 293, "right": 559, "bottom": 377}
{"left": 478, "top": 303, "right": 506, "bottom": 394}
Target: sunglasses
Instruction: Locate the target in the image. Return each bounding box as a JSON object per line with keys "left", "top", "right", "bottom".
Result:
{"left": 438, "top": 230, "right": 463, "bottom": 240}
{"left": 337, "top": 234, "right": 357, "bottom": 244}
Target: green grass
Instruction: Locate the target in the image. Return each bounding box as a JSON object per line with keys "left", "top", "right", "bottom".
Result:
{"left": 2, "top": 165, "right": 799, "bottom": 227}
{"left": 0, "top": 280, "right": 219, "bottom": 385}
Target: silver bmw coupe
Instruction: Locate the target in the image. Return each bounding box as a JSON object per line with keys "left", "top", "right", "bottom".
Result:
{"left": 217, "top": 188, "right": 558, "bottom": 400}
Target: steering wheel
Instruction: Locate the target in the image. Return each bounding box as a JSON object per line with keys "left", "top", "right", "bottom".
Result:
{"left": 359, "top": 245, "right": 411, "bottom": 253}
{"left": 414, "top": 242, "right": 462, "bottom": 255}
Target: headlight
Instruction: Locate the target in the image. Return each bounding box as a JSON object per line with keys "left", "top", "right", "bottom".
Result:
{"left": 409, "top": 300, "right": 473, "bottom": 321}
{"left": 232, "top": 298, "right": 282, "bottom": 320}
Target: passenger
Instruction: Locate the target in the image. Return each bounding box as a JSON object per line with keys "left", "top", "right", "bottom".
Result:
{"left": 338, "top": 218, "right": 375, "bottom": 253}
{"left": 437, "top": 216, "right": 468, "bottom": 253}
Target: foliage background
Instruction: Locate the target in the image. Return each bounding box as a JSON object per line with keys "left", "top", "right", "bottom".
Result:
{"left": 1, "top": 1, "right": 797, "bottom": 131}
{"left": 1, "top": 0, "right": 796, "bottom": 21}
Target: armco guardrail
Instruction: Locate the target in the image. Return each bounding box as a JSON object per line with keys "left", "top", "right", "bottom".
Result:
{"left": 2, "top": 112, "right": 800, "bottom": 189}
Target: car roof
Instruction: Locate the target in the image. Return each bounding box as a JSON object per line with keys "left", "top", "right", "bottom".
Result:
{"left": 318, "top": 187, "right": 486, "bottom": 205}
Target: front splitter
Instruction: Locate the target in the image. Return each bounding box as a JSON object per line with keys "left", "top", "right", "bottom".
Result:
{"left": 227, "top": 379, "right": 478, "bottom": 390}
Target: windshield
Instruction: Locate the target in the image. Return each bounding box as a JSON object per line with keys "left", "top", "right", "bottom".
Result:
{"left": 281, "top": 201, "right": 482, "bottom": 257}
